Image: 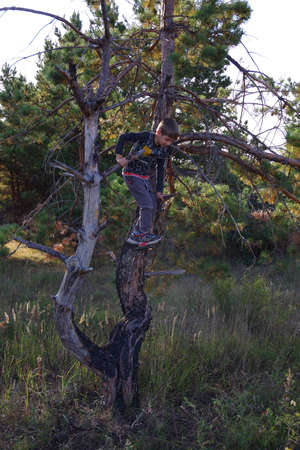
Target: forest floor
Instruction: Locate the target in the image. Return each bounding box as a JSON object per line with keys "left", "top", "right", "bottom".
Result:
{"left": 0, "top": 244, "right": 300, "bottom": 449}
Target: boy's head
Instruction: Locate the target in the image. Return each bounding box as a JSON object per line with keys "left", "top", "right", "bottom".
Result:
{"left": 155, "top": 117, "right": 179, "bottom": 147}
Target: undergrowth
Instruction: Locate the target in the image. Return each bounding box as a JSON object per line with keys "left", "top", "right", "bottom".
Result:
{"left": 0, "top": 256, "right": 300, "bottom": 449}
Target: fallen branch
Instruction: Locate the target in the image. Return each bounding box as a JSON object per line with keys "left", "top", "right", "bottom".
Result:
{"left": 145, "top": 269, "right": 186, "bottom": 277}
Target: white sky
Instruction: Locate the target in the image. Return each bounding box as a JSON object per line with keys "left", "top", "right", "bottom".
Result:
{"left": 230, "top": 0, "right": 300, "bottom": 81}
{"left": 0, "top": 0, "right": 299, "bottom": 82}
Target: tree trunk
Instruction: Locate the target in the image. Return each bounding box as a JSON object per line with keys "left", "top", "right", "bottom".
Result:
{"left": 112, "top": 243, "right": 152, "bottom": 407}
{"left": 153, "top": 0, "right": 175, "bottom": 128}
{"left": 54, "top": 111, "right": 105, "bottom": 372}
{"left": 31, "top": 0, "right": 175, "bottom": 409}
{"left": 52, "top": 109, "right": 152, "bottom": 407}
{"left": 110, "top": 0, "right": 177, "bottom": 406}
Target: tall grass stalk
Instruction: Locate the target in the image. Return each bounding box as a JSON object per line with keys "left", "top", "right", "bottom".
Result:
{"left": 0, "top": 257, "right": 300, "bottom": 448}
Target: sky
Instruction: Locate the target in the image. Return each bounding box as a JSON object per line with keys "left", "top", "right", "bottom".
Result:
{"left": 230, "top": 0, "right": 300, "bottom": 81}
{"left": 0, "top": 0, "right": 299, "bottom": 82}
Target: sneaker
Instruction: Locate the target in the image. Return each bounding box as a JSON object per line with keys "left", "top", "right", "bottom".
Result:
{"left": 127, "top": 232, "right": 162, "bottom": 247}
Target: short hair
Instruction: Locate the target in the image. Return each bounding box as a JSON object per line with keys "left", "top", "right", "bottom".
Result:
{"left": 156, "top": 118, "right": 179, "bottom": 140}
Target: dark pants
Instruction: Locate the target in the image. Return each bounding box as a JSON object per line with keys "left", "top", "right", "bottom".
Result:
{"left": 124, "top": 175, "right": 157, "bottom": 234}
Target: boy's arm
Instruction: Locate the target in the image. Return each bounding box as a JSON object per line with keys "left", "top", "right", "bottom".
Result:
{"left": 115, "top": 131, "right": 150, "bottom": 155}
{"left": 115, "top": 131, "right": 150, "bottom": 167}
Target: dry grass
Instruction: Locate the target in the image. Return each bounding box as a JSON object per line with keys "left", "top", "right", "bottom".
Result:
{"left": 0, "top": 255, "right": 300, "bottom": 449}
{"left": 5, "top": 240, "right": 55, "bottom": 263}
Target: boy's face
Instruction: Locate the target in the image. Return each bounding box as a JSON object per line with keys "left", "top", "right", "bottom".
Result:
{"left": 155, "top": 130, "right": 175, "bottom": 147}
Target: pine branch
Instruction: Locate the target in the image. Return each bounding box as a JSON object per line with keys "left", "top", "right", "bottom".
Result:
{"left": 175, "top": 147, "right": 256, "bottom": 259}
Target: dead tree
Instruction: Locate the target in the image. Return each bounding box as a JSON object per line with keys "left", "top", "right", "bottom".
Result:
{"left": 3, "top": 0, "right": 299, "bottom": 410}
{"left": 1, "top": 0, "right": 180, "bottom": 408}
{"left": 1, "top": 2, "right": 151, "bottom": 408}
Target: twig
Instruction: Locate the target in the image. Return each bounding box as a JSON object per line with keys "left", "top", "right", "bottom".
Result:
{"left": 227, "top": 54, "right": 300, "bottom": 118}
{"left": 0, "top": 7, "right": 101, "bottom": 45}
{"left": 50, "top": 160, "right": 93, "bottom": 183}
{"left": 12, "top": 237, "right": 67, "bottom": 263}
{"left": 175, "top": 147, "right": 253, "bottom": 248}
{"left": 179, "top": 133, "right": 300, "bottom": 169}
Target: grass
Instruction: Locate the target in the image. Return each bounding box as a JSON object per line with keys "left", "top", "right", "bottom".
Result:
{"left": 0, "top": 253, "right": 300, "bottom": 449}
{"left": 5, "top": 240, "right": 53, "bottom": 263}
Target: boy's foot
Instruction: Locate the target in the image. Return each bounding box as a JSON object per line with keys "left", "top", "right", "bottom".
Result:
{"left": 126, "top": 232, "right": 162, "bottom": 247}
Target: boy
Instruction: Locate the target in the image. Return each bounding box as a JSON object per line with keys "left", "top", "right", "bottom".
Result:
{"left": 115, "top": 117, "right": 179, "bottom": 246}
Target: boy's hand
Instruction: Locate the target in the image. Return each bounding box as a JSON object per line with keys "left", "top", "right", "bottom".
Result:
{"left": 116, "top": 155, "right": 128, "bottom": 167}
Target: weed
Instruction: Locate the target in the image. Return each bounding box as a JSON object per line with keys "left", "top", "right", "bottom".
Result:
{"left": 0, "top": 257, "right": 299, "bottom": 448}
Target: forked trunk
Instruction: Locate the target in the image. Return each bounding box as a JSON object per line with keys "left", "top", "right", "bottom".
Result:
{"left": 53, "top": 110, "right": 152, "bottom": 407}
{"left": 50, "top": 0, "right": 174, "bottom": 409}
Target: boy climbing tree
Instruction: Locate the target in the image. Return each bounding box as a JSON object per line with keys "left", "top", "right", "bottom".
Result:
{"left": 115, "top": 117, "right": 179, "bottom": 247}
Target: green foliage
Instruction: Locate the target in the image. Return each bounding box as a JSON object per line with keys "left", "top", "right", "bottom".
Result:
{"left": 166, "top": 177, "right": 247, "bottom": 265}
{"left": 163, "top": 168, "right": 299, "bottom": 268}
{"left": 0, "top": 223, "right": 17, "bottom": 257}
{"left": 201, "top": 44, "right": 227, "bottom": 66}
{"left": 0, "top": 65, "right": 57, "bottom": 219}
{"left": 0, "top": 0, "right": 297, "bottom": 268}
{"left": 100, "top": 174, "right": 133, "bottom": 247}
{"left": 213, "top": 275, "right": 276, "bottom": 332}
{"left": 192, "top": 0, "right": 251, "bottom": 65}
{"left": 33, "top": 210, "right": 56, "bottom": 244}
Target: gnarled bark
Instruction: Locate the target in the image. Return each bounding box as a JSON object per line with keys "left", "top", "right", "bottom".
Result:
{"left": 52, "top": 109, "right": 152, "bottom": 407}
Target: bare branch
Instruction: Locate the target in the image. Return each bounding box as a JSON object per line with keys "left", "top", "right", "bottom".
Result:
{"left": 99, "top": 60, "right": 141, "bottom": 104}
{"left": 179, "top": 133, "right": 300, "bottom": 169}
{"left": 11, "top": 45, "right": 89, "bottom": 67}
{"left": 100, "top": 0, "right": 110, "bottom": 40}
{"left": 0, "top": 7, "right": 100, "bottom": 45}
{"left": 145, "top": 269, "right": 186, "bottom": 277}
{"left": 50, "top": 160, "right": 93, "bottom": 184}
{"left": 12, "top": 237, "right": 67, "bottom": 263}
{"left": 227, "top": 54, "right": 300, "bottom": 118}
{"left": 56, "top": 63, "right": 90, "bottom": 115}
{"left": 173, "top": 86, "right": 278, "bottom": 153}
{"left": 21, "top": 178, "right": 71, "bottom": 230}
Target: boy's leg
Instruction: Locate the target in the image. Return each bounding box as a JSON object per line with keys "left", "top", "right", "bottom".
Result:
{"left": 124, "top": 176, "right": 154, "bottom": 233}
